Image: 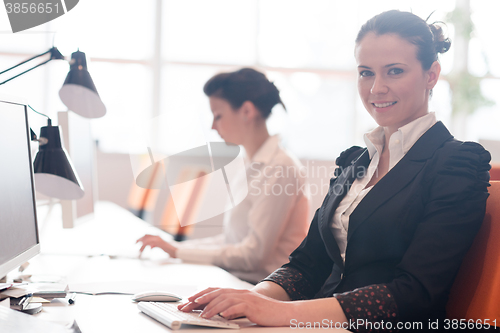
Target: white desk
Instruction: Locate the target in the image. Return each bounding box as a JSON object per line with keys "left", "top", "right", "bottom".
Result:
{"left": 28, "top": 256, "right": 256, "bottom": 332}
{"left": 16, "top": 201, "right": 347, "bottom": 332}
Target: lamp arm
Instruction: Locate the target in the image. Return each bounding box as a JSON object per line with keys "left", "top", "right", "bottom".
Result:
{"left": 0, "top": 47, "right": 64, "bottom": 85}
{"left": 28, "top": 105, "right": 51, "bottom": 145}
{"left": 0, "top": 58, "right": 52, "bottom": 85}
{"left": 28, "top": 104, "right": 51, "bottom": 120}
{"left": 0, "top": 48, "right": 52, "bottom": 75}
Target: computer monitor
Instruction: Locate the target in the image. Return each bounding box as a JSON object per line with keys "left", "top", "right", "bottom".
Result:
{"left": 0, "top": 95, "right": 40, "bottom": 280}
{"left": 58, "top": 111, "right": 97, "bottom": 228}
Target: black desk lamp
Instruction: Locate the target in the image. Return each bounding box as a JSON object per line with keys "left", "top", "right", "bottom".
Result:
{"left": 0, "top": 47, "right": 106, "bottom": 119}
{"left": 31, "top": 118, "right": 84, "bottom": 200}
{"left": 59, "top": 50, "right": 106, "bottom": 119}
{"left": 0, "top": 46, "right": 103, "bottom": 199}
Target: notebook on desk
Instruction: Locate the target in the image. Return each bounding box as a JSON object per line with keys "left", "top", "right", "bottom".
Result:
{"left": 69, "top": 281, "right": 197, "bottom": 298}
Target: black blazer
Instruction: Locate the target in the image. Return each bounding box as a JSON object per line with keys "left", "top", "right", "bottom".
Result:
{"left": 282, "top": 122, "right": 491, "bottom": 322}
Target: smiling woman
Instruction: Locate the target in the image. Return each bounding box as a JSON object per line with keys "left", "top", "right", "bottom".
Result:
{"left": 355, "top": 33, "right": 439, "bottom": 134}
{"left": 354, "top": 10, "right": 450, "bottom": 139}
{"left": 176, "top": 10, "right": 491, "bottom": 332}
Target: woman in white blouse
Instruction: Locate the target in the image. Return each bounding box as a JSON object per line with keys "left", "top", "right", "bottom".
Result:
{"left": 137, "top": 68, "right": 311, "bottom": 283}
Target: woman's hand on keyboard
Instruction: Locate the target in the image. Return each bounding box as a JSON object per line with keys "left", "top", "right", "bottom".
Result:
{"left": 177, "top": 288, "right": 294, "bottom": 327}
{"left": 136, "top": 234, "right": 178, "bottom": 258}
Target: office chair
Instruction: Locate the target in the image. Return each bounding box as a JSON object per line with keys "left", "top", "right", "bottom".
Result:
{"left": 490, "top": 163, "right": 500, "bottom": 181}
{"left": 156, "top": 167, "right": 209, "bottom": 241}
{"left": 127, "top": 155, "right": 161, "bottom": 220}
{"left": 446, "top": 181, "right": 500, "bottom": 326}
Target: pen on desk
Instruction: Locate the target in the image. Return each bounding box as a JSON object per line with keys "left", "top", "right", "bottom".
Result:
{"left": 68, "top": 293, "right": 76, "bottom": 305}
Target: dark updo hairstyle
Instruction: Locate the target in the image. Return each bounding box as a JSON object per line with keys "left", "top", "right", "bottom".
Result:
{"left": 355, "top": 10, "right": 451, "bottom": 70}
{"left": 203, "top": 67, "right": 285, "bottom": 119}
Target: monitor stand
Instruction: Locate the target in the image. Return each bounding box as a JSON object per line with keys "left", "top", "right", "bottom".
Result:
{"left": 12, "top": 302, "right": 43, "bottom": 315}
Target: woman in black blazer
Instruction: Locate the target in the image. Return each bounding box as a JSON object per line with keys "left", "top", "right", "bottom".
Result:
{"left": 178, "top": 10, "right": 491, "bottom": 332}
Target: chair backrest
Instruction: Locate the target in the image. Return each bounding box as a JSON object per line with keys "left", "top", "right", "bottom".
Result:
{"left": 158, "top": 167, "right": 209, "bottom": 241}
{"left": 127, "top": 155, "right": 161, "bottom": 220}
{"left": 128, "top": 152, "right": 213, "bottom": 241}
{"left": 490, "top": 163, "right": 500, "bottom": 181}
{"left": 446, "top": 181, "right": 500, "bottom": 323}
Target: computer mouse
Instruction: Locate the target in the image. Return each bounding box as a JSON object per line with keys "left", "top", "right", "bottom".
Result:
{"left": 131, "top": 291, "right": 182, "bottom": 302}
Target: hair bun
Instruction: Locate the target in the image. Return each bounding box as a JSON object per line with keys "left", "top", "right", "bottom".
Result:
{"left": 436, "top": 39, "right": 451, "bottom": 54}
{"left": 203, "top": 67, "right": 286, "bottom": 119}
{"left": 429, "top": 23, "right": 451, "bottom": 54}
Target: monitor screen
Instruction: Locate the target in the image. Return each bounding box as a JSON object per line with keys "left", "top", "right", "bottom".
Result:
{"left": 0, "top": 97, "right": 40, "bottom": 279}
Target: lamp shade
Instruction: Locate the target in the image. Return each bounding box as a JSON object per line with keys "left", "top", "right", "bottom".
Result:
{"left": 59, "top": 50, "right": 106, "bottom": 119}
{"left": 33, "top": 124, "right": 84, "bottom": 200}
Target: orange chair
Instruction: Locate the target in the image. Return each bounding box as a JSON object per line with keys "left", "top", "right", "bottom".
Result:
{"left": 129, "top": 154, "right": 210, "bottom": 241}
{"left": 127, "top": 156, "right": 162, "bottom": 220}
{"left": 490, "top": 163, "right": 500, "bottom": 181}
{"left": 158, "top": 167, "right": 209, "bottom": 241}
{"left": 447, "top": 181, "right": 500, "bottom": 325}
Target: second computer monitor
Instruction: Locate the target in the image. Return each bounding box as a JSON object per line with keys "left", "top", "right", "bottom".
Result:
{"left": 0, "top": 95, "right": 40, "bottom": 280}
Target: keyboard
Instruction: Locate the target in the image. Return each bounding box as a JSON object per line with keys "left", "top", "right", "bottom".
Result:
{"left": 138, "top": 302, "right": 240, "bottom": 330}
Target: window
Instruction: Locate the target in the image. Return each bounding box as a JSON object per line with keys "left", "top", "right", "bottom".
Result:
{"left": 1, "top": 0, "right": 498, "bottom": 159}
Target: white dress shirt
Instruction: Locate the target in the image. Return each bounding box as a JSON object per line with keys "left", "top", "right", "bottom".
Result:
{"left": 176, "top": 135, "right": 311, "bottom": 283}
{"left": 331, "top": 113, "right": 437, "bottom": 262}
